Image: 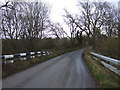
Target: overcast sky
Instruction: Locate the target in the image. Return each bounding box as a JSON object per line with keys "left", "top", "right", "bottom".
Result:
{"left": 42, "top": 0, "right": 119, "bottom": 36}
{"left": 41, "top": 0, "right": 119, "bottom": 23}
{"left": 0, "top": 0, "right": 119, "bottom": 36}
{"left": 41, "top": 0, "right": 119, "bottom": 36}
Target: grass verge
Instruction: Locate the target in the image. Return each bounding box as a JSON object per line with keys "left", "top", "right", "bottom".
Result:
{"left": 83, "top": 50, "right": 120, "bottom": 88}
{"left": 2, "top": 47, "right": 82, "bottom": 79}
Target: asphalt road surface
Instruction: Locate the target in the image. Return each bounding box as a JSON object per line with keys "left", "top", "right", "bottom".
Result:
{"left": 3, "top": 48, "right": 97, "bottom": 88}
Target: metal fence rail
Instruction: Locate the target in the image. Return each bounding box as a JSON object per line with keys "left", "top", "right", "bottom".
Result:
{"left": 0, "top": 51, "right": 52, "bottom": 64}
{"left": 0, "top": 51, "right": 51, "bottom": 59}
{"left": 90, "top": 52, "right": 120, "bottom": 66}
{"left": 101, "top": 61, "right": 120, "bottom": 76}
{"left": 90, "top": 52, "right": 120, "bottom": 76}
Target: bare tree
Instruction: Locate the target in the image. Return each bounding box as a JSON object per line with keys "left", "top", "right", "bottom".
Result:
{"left": 20, "top": 2, "right": 49, "bottom": 39}
{"left": 63, "top": 1, "right": 118, "bottom": 47}
{"left": 47, "top": 21, "right": 70, "bottom": 39}
{"left": 63, "top": 9, "right": 79, "bottom": 46}
{"left": 0, "top": 1, "right": 50, "bottom": 39}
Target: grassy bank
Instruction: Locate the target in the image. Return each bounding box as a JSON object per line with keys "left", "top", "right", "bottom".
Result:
{"left": 83, "top": 50, "right": 119, "bottom": 88}
{"left": 3, "top": 47, "right": 81, "bottom": 79}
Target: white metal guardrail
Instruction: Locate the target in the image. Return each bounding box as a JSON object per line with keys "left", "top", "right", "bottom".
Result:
{"left": 90, "top": 52, "right": 120, "bottom": 66}
{"left": 0, "top": 51, "right": 52, "bottom": 64}
{"left": 101, "top": 61, "right": 120, "bottom": 76}
{"left": 0, "top": 51, "right": 52, "bottom": 59}
{"left": 90, "top": 52, "right": 120, "bottom": 76}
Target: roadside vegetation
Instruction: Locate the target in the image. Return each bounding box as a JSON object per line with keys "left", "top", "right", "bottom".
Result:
{"left": 83, "top": 49, "right": 120, "bottom": 88}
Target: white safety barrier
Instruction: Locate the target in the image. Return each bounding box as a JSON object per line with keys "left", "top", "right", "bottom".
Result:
{"left": 30, "top": 52, "right": 35, "bottom": 55}
{"left": 1, "top": 51, "right": 52, "bottom": 64}
{"left": 90, "top": 52, "right": 120, "bottom": 76}
{"left": 4, "top": 55, "right": 14, "bottom": 59}
{"left": 90, "top": 52, "right": 120, "bottom": 66}
{"left": 101, "top": 61, "right": 120, "bottom": 76}
{"left": 19, "top": 53, "right": 26, "bottom": 57}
